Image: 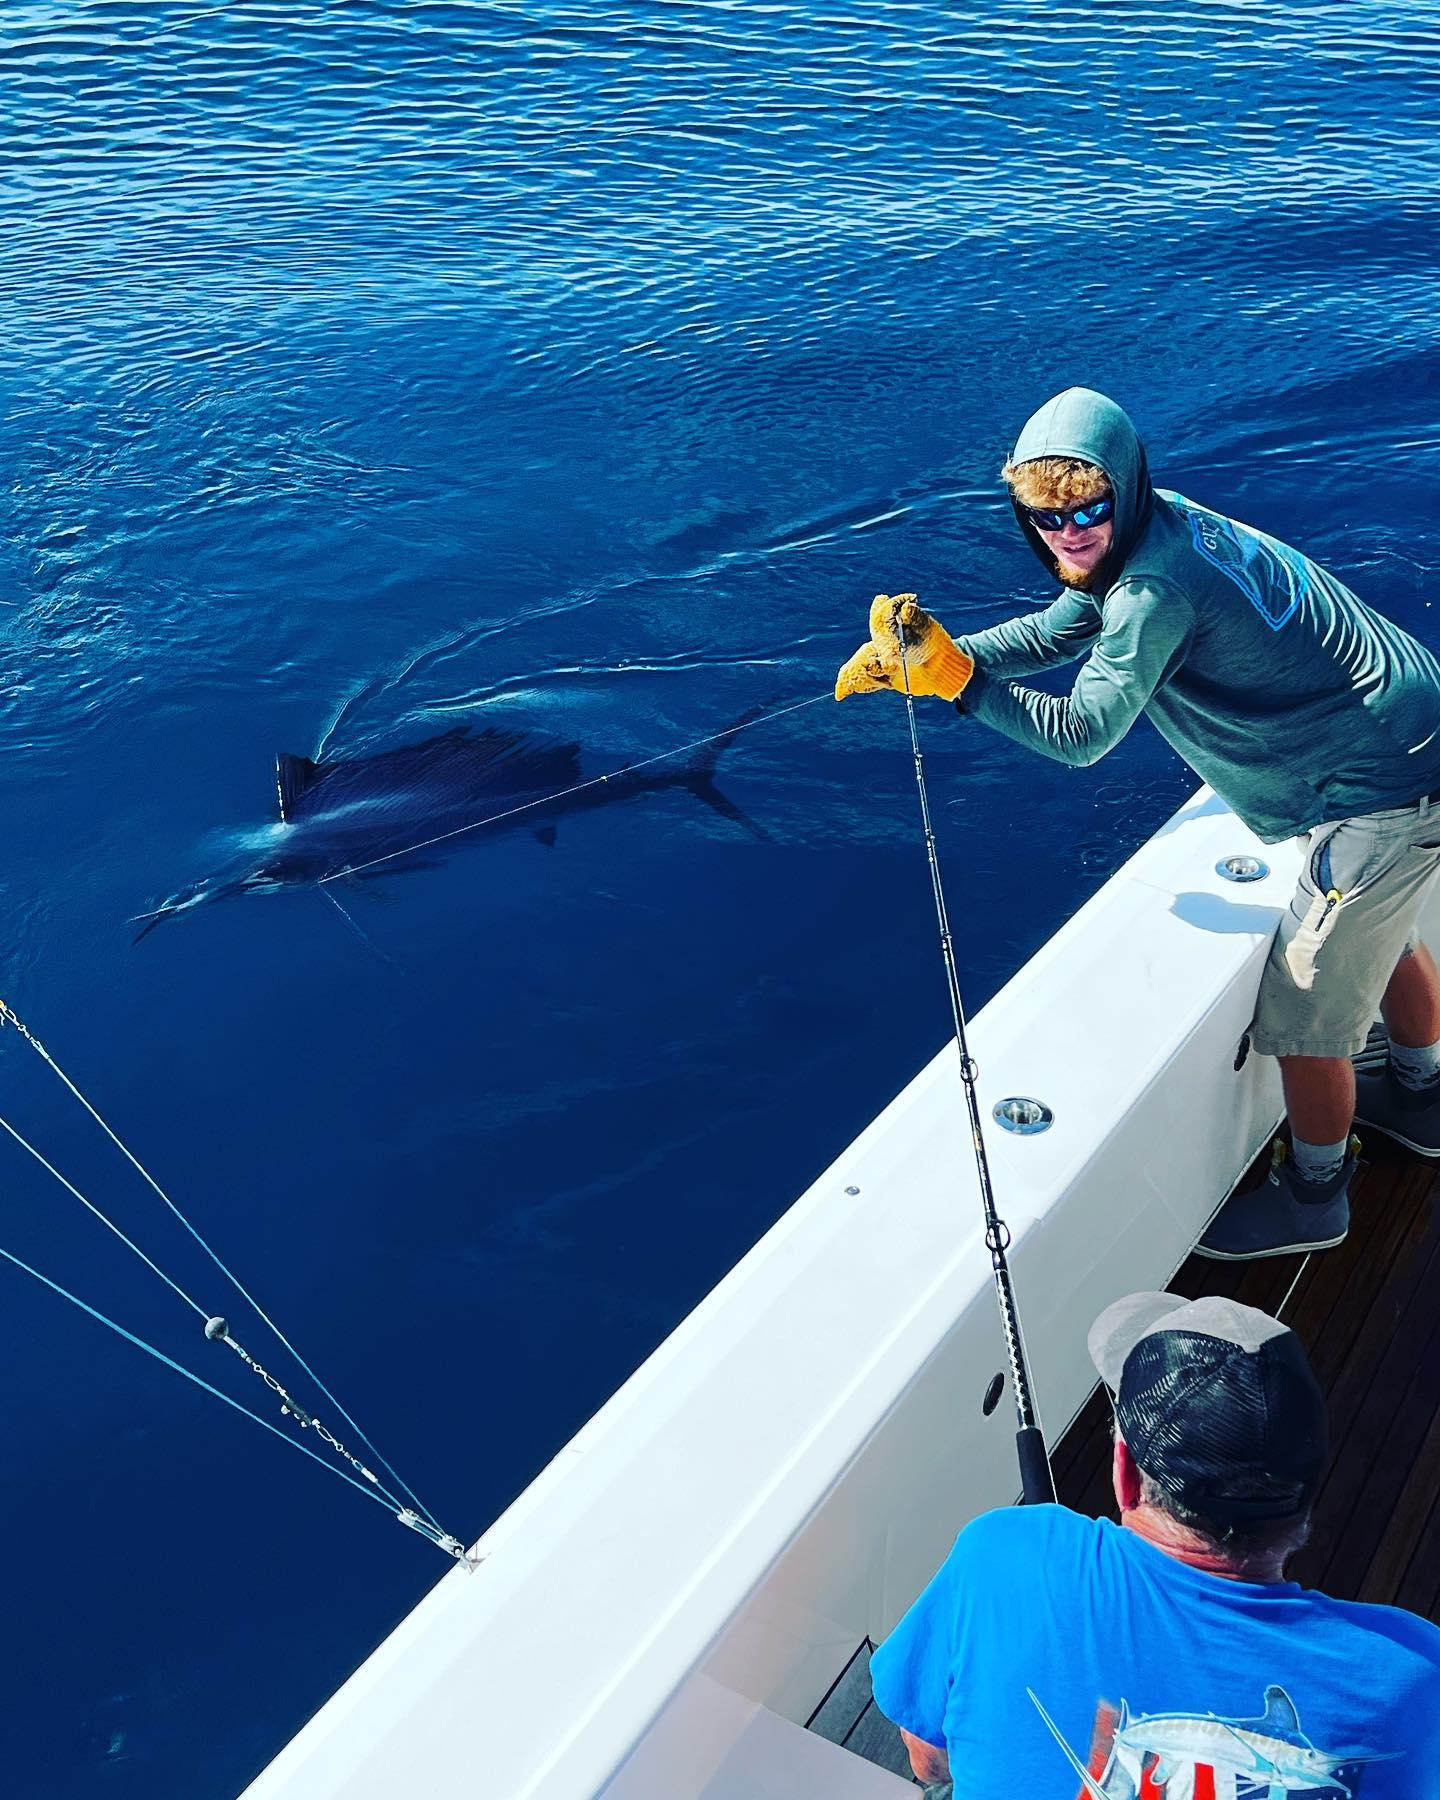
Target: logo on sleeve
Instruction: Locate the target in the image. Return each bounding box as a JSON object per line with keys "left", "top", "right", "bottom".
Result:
{"left": 1179, "top": 503, "right": 1312, "bottom": 631}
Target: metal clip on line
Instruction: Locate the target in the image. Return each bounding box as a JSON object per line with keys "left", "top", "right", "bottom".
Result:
{"left": 206, "top": 1317, "right": 374, "bottom": 1474}
{"left": 204, "top": 1316, "right": 476, "bottom": 1565}
{"left": 892, "top": 615, "right": 1056, "bottom": 1506}
{"left": 396, "top": 1509, "right": 472, "bottom": 1561}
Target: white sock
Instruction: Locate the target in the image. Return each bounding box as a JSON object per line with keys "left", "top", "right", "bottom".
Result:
{"left": 1291, "top": 1134, "right": 1348, "bottom": 1185}
{"left": 1389, "top": 1037, "right": 1440, "bottom": 1091}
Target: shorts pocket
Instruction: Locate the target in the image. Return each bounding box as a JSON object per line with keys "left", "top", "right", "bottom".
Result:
{"left": 1305, "top": 816, "right": 1391, "bottom": 903}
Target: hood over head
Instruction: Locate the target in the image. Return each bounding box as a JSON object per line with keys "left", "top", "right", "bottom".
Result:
{"left": 1008, "top": 388, "right": 1154, "bottom": 587}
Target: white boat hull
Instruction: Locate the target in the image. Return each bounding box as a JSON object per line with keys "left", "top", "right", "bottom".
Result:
{"left": 248, "top": 789, "right": 1391, "bottom": 1799}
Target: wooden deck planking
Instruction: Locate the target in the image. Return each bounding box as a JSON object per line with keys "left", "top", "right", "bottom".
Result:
{"left": 1303, "top": 1176, "right": 1440, "bottom": 1594}
{"left": 1357, "top": 1365, "right": 1440, "bottom": 1606}
{"left": 1394, "top": 1465, "right": 1440, "bottom": 1617}
{"left": 1053, "top": 1136, "right": 1440, "bottom": 1621}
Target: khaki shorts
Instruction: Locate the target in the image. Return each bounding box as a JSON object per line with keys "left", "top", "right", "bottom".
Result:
{"left": 1251, "top": 797, "right": 1440, "bottom": 1059}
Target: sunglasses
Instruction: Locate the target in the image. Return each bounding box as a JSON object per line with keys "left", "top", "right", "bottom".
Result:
{"left": 1024, "top": 495, "right": 1115, "bottom": 533}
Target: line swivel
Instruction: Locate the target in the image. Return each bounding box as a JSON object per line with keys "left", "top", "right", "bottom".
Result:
{"left": 206, "top": 1316, "right": 377, "bottom": 1482}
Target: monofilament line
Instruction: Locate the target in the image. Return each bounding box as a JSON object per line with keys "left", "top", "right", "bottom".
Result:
{"left": 0, "top": 1107, "right": 405, "bottom": 1515}
{"left": 0, "top": 1238, "right": 403, "bottom": 1516}
{"left": 0, "top": 1000, "right": 443, "bottom": 1532}
{"left": 1277, "top": 1252, "right": 1311, "bottom": 1322}
{"left": 319, "top": 691, "right": 828, "bottom": 883}
{"left": 0, "top": 1114, "right": 207, "bottom": 1319}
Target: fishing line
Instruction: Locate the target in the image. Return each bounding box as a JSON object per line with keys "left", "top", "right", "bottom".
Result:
{"left": 318, "top": 690, "right": 828, "bottom": 884}
{"left": 0, "top": 1113, "right": 207, "bottom": 1319}
{"left": 316, "top": 879, "right": 400, "bottom": 965}
{"left": 894, "top": 615, "right": 1056, "bottom": 1506}
{"left": 0, "top": 1101, "right": 470, "bottom": 1558}
{"left": 318, "top": 879, "right": 373, "bottom": 943}
{"left": 90, "top": 688, "right": 826, "bottom": 1542}
{"left": 0, "top": 1237, "right": 466, "bottom": 1550}
{"left": 0, "top": 1105, "right": 408, "bottom": 1519}
{"left": 1277, "top": 1252, "right": 1311, "bottom": 1322}
{"left": 0, "top": 1000, "right": 448, "bottom": 1538}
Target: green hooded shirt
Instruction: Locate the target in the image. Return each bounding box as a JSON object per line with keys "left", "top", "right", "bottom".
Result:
{"left": 956, "top": 388, "right": 1440, "bottom": 843}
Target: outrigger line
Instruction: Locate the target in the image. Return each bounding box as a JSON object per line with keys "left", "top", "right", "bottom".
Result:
{"left": 894, "top": 614, "right": 1057, "bottom": 1505}
{"left": 0, "top": 999, "right": 473, "bottom": 1565}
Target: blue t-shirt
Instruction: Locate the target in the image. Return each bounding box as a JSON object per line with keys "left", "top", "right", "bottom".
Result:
{"left": 870, "top": 1506, "right": 1440, "bottom": 1797}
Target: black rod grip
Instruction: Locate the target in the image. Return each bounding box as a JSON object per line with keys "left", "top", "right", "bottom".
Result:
{"left": 1016, "top": 1426, "right": 1056, "bottom": 1505}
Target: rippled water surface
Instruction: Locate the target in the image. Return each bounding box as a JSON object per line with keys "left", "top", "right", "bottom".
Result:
{"left": 3, "top": 2, "right": 1439, "bottom": 1792}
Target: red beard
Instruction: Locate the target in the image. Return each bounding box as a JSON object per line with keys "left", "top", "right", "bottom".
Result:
{"left": 1055, "top": 555, "right": 1100, "bottom": 588}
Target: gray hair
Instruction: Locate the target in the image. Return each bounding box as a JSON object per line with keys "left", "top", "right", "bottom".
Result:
{"left": 1136, "top": 1465, "right": 1312, "bottom": 1562}
{"left": 1111, "top": 1420, "right": 1312, "bottom": 1562}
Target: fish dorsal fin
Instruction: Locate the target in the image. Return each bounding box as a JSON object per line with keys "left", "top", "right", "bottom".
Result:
{"left": 1260, "top": 1684, "right": 1302, "bottom": 1741}
{"left": 468, "top": 726, "right": 581, "bottom": 777}
{"left": 276, "top": 752, "right": 322, "bottom": 823}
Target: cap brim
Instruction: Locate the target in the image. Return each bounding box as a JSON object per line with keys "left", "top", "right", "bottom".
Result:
{"left": 1088, "top": 1292, "right": 1191, "bottom": 1393}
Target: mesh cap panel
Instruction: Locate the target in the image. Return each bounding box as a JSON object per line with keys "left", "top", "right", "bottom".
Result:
{"left": 1116, "top": 1327, "right": 1327, "bottom": 1523}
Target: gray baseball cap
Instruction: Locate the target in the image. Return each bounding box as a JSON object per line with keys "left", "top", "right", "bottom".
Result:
{"left": 1088, "top": 1291, "right": 1328, "bottom": 1523}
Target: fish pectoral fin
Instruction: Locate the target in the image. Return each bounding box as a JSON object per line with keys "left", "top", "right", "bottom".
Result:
{"left": 276, "top": 751, "right": 324, "bottom": 823}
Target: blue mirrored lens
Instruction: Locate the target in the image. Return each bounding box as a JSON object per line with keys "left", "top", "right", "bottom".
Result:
{"left": 1027, "top": 496, "right": 1114, "bottom": 531}
{"left": 1073, "top": 498, "right": 1114, "bottom": 527}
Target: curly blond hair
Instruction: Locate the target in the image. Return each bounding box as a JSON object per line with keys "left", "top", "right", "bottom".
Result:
{"left": 1003, "top": 457, "right": 1111, "bottom": 511}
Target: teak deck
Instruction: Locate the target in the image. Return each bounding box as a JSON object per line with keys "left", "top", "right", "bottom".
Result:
{"left": 1053, "top": 1132, "right": 1440, "bottom": 1616}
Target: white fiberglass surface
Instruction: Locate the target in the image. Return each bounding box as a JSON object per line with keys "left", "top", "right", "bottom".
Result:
{"left": 251, "top": 791, "right": 1394, "bottom": 1800}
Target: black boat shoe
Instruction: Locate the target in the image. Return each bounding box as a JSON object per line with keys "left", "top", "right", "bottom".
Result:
{"left": 1353, "top": 1063, "right": 1440, "bottom": 1158}
{"left": 1197, "top": 1138, "right": 1356, "bottom": 1262}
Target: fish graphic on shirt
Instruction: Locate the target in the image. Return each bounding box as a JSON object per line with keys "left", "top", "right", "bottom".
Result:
{"left": 1028, "top": 1682, "right": 1397, "bottom": 1798}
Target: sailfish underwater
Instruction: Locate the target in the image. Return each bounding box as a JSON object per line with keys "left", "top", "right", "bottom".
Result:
{"left": 131, "top": 707, "right": 768, "bottom": 941}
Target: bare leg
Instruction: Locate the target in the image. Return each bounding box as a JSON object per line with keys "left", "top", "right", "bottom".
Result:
{"left": 1380, "top": 944, "right": 1440, "bottom": 1048}
{"left": 1280, "top": 946, "right": 1440, "bottom": 1138}
{"left": 1279, "top": 1055, "right": 1355, "bottom": 1146}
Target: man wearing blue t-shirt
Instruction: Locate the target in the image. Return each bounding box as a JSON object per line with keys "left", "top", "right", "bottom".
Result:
{"left": 871, "top": 1291, "right": 1440, "bottom": 1797}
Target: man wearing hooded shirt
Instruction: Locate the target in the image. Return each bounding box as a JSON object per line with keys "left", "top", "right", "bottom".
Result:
{"left": 836, "top": 388, "right": 1440, "bottom": 1259}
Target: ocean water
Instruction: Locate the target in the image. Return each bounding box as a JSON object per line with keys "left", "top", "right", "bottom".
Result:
{"left": 1, "top": 2, "right": 1438, "bottom": 1792}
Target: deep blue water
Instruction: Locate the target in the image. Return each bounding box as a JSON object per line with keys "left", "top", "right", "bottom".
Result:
{"left": 2, "top": 2, "right": 1438, "bottom": 1793}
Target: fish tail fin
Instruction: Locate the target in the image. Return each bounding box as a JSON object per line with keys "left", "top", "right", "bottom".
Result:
{"left": 684, "top": 703, "right": 771, "bottom": 840}
{"left": 684, "top": 769, "right": 771, "bottom": 841}
{"left": 689, "top": 702, "right": 768, "bottom": 785}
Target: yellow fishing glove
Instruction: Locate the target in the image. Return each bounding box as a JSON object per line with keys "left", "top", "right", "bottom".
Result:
{"left": 834, "top": 594, "right": 974, "bottom": 702}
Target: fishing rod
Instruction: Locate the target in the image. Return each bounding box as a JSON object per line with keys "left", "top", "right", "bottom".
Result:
{"left": 894, "top": 610, "right": 1056, "bottom": 1506}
